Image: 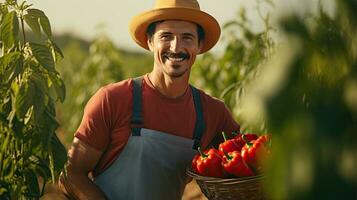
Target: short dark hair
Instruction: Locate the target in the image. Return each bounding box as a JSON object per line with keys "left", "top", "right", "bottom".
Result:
{"left": 146, "top": 21, "right": 205, "bottom": 43}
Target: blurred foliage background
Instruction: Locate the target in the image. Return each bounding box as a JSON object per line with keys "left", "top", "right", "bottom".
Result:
{"left": 190, "top": 0, "right": 275, "bottom": 132}
{"left": 237, "top": 0, "right": 357, "bottom": 199}
{"left": 2, "top": 0, "right": 355, "bottom": 199}
{"left": 53, "top": 33, "right": 152, "bottom": 144}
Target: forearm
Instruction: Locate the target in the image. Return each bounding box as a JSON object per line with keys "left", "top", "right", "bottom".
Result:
{"left": 59, "top": 171, "right": 107, "bottom": 200}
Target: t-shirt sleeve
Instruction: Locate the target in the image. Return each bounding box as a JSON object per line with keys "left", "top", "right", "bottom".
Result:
{"left": 74, "top": 87, "right": 112, "bottom": 151}
{"left": 210, "top": 102, "right": 240, "bottom": 147}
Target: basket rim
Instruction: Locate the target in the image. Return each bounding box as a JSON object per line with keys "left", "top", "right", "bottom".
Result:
{"left": 186, "top": 167, "right": 264, "bottom": 183}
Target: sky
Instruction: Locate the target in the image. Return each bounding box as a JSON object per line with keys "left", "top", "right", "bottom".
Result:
{"left": 25, "top": 0, "right": 331, "bottom": 53}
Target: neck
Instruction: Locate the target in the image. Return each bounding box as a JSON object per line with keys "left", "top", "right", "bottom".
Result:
{"left": 148, "top": 71, "right": 190, "bottom": 99}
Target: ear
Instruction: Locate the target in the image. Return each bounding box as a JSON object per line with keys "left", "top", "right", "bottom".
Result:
{"left": 147, "top": 36, "right": 154, "bottom": 51}
{"left": 197, "top": 40, "right": 204, "bottom": 54}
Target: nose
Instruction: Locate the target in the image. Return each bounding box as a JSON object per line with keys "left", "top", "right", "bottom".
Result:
{"left": 169, "top": 37, "right": 181, "bottom": 53}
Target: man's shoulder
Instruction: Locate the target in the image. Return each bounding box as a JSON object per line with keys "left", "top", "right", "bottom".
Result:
{"left": 102, "top": 78, "right": 134, "bottom": 96}
{"left": 193, "top": 86, "right": 225, "bottom": 107}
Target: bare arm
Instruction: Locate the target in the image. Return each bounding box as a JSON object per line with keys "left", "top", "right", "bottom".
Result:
{"left": 58, "top": 137, "right": 107, "bottom": 200}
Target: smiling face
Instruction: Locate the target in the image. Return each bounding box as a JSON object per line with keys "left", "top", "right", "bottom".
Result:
{"left": 147, "top": 20, "right": 203, "bottom": 79}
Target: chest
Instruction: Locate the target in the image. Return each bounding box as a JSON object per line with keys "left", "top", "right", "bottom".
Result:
{"left": 142, "top": 95, "right": 197, "bottom": 138}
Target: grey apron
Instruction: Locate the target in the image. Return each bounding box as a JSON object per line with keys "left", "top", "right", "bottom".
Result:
{"left": 94, "top": 77, "right": 205, "bottom": 200}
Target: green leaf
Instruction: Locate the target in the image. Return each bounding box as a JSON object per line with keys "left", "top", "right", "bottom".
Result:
{"left": 0, "top": 52, "right": 23, "bottom": 84}
{"left": 1, "top": 133, "right": 10, "bottom": 154}
{"left": 28, "top": 155, "right": 51, "bottom": 180}
{"left": 29, "top": 76, "right": 47, "bottom": 123}
{"left": 56, "top": 79, "right": 65, "bottom": 102}
{"left": 2, "top": 157, "right": 14, "bottom": 180}
{"left": 30, "top": 72, "right": 48, "bottom": 94}
{"left": 0, "top": 11, "right": 19, "bottom": 49}
{"left": 0, "top": 4, "right": 9, "bottom": 21}
{"left": 49, "top": 39, "right": 64, "bottom": 59}
{"left": 28, "top": 155, "right": 51, "bottom": 195}
{"left": 30, "top": 42, "right": 55, "bottom": 72}
{"left": 37, "top": 105, "right": 59, "bottom": 145}
{"left": 14, "top": 81, "right": 36, "bottom": 120}
{"left": 7, "top": 56, "right": 23, "bottom": 84}
{"left": 0, "top": 187, "right": 8, "bottom": 197}
{"left": 50, "top": 134, "right": 67, "bottom": 176}
{"left": 49, "top": 73, "right": 66, "bottom": 102}
{"left": 220, "top": 82, "right": 237, "bottom": 99}
{"left": 26, "top": 9, "right": 52, "bottom": 38}
{"left": 24, "top": 12, "right": 41, "bottom": 38}
{"left": 0, "top": 51, "right": 21, "bottom": 67}
{"left": 23, "top": 168, "right": 40, "bottom": 198}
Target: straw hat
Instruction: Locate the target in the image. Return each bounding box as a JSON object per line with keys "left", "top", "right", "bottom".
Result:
{"left": 129, "top": 0, "right": 221, "bottom": 54}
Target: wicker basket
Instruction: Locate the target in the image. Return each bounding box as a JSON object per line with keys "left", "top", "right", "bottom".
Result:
{"left": 186, "top": 167, "right": 265, "bottom": 200}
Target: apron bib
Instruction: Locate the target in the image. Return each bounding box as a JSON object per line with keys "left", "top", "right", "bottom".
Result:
{"left": 94, "top": 77, "right": 205, "bottom": 200}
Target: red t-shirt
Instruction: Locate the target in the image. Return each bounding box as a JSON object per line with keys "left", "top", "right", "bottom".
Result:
{"left": 75, "top": 74, "right": 240, "bottom": 176}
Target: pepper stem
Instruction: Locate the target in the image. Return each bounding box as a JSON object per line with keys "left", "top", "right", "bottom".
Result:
{"left": 198, "top": 147, "right": 207, "bottom": 158}
{"left": 245, "top": 140, "right": 254, "bottom": 148}
{"left": 222, "top": 132, "right": 229, "bottom": 141}
{"left": 242, "top": 134, "right": 247, "bottom": 142}
{"left": 222, "top": 150, "right": 232, "bottom": 160}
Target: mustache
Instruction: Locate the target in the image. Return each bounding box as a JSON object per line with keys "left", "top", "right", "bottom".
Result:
{"left": 163, "top": 52, "right": 189, "bottom": 59}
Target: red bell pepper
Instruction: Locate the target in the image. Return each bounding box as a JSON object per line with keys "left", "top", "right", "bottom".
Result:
{"left": 222, "top": 150, "right": 254, "bottom": 177}
{"left": 241, "top": 136, "right": 270, "bottom": 173}
{"left": 233, "top": 131, "right": 258, "bottom": 150}
{"left": 218, "top": 132, "right": 241, "bottom": 154}
{"left": 232, "top": 130, "right": 258, "bottom": 140}
{"left": 191, "top": 154, "right": 200, "bottom": 173}
{"left": 256, "top": 134, "right": 271, "bottom": 144}
{"left": 195, "top": 147, "right": 225, "bottom": 178}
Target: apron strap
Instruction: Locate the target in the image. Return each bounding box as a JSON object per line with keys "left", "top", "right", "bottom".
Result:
{"left": 130, "top": 77, "right": 205, "bottom": 149}
{"left": 131, "top": 77, "right": 144, "bottom": 136}
{"left": 190, "top": 86, "right": 206, "bottom": 150}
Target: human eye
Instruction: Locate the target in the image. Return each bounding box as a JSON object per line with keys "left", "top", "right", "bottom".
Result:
{"left": 183, "top": 36, "right": 193, "bottom": 41}
{"left": 160, "top": 34, "right": 171, "bottom": 41}
{"left": 182, "top": 34, "right": 195, "bottom": 42}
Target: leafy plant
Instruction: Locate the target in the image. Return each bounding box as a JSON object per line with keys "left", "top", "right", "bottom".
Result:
{"left": 0, "top": 0, "right": 67, "bottom": 199}
{"left": 239, "top": 0, "right": 357, "bottom": 199}
{"left": 190, "top": 0, "right": 275, "bottom": 132}
{"left": 56, "top": 34, "right": 125, "bottom": 142}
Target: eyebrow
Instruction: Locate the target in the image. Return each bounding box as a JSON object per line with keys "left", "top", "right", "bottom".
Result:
{"left": 157, "top": 31, "right": 196, "bottom": 38}
{"left": 158, "top": 31, "right": 172, "bottom": 36}
{"left": 182, "top": 33, "right": 196, "bottom": 38}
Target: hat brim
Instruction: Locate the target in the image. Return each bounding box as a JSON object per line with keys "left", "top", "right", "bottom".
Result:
{"left": 129, "top": 7, "right": 221, "bottom": 54}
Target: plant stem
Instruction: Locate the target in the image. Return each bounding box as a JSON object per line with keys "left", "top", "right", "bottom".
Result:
{"left": 222, "top": 132, "right": 229, "bottom": 141}
{"left": 20, "top": 16, "right": 26, "bottom": 44}
{"left": 198, "top": 147, "right": 207, "bottom": 158}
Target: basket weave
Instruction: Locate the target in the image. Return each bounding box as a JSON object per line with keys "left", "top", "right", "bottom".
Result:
{"left": 186, "top": 168, "right": 265, "bottom": 200}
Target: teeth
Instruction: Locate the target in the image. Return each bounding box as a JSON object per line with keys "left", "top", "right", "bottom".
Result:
{"left": 167, "top": 57, "right": 185, "bottom": 62}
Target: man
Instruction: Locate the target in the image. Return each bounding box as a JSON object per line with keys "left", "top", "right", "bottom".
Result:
{"left": 59, "top": 0, "right": 240, "bottom": 199}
